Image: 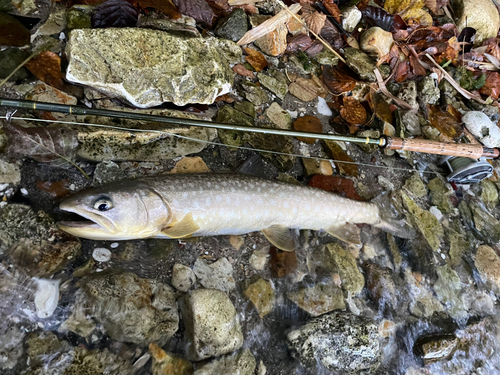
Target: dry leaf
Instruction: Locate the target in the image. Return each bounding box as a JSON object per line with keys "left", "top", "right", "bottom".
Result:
{"left": 370, "top": 90, "right": 393, "bottom": 124}
{"left": 0, "top": 12, "right": 30, "bottom": 46}
{"left": 322, "top": 0, "right": 341, "bottom": 23}
{"left": 302, "top": 10, "right": 326, "bottom": 34}
{"left": 384, "top": 0, "right": 433, "bottom": 26}
{"left": 92, "top": 0, "right": 139, "bottom": 28}
{"left": 36, "top": 180, "right": 71, "bottom": 199}
{"left": 136, "top": 0, "right": 181, "bottom": 19}
{"left": 322, "top": 65, "right": 357, "bottom": 95}
{"left": 289, "top": 77, "right": 327, "bottom": 101}
{"left": 427, "top": 104, "right": 464, "bottom": 139}
{"left": 293, "top": 115, "right": 323, "bottom": 143}
{"left": 232, "top": 64, "right": 255, "bottom": 77}
{"left": 308, "top": 175, "right": 364, "bottom": 200}
{"left": 480, "top": 72, "right": 500, "bottom": 99}
{"left": 238, "top": 3, "right": 301, "bottom": 45}
{"left": 25, "top": 51, "right": 64, "bottom": 90}
{"left": 323, "top": 140, "right": 358, "bottom": 177}
{"left": 244, "top": 48, "right": 268, "bottom": 72}
{"left": 270, "top": 246, "right": 297, "bottom": 278}
{"left": 173, "top": 0, "right": 215, "bottom": 25}
{"left": 4, "top": 122, "right": 79, "bottom": 166}
{"left": 340, "top": 97, "right": 367, "bottom": 125}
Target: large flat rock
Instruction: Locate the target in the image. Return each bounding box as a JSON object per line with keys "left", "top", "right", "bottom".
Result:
{"left": 66, "top": 28, "right": 236, "bottom": 107}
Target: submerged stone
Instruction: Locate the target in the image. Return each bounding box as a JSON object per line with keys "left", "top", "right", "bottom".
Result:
{"left": 468, "top": 198, "right": 500, "bottom": 242}
{"left": 404, "top": 174, "right": 428, "bottom": 198}
{"left": 244, "top": 278, "right": 275, "bottom": 317}
{"left": 194, "top": 349, "right": 256, "bottom": 375}
{"left": 149, "top": 343, "right": 193, "bottom": 375}
{"left": 475, "top": 244, "right": 500, "bottom": 293}
{"left": 193, "top": 257, "right": 236, "bottom": 293}
{"left": 287, "top": 311, "right": 380, "bottom": 374}
{"left": 428, "top": 177, "right": 453, "bottom": 214}
{"left": 287, "top": 279, "right": 345, "bottom": 317}
{"left": 241, "top": 81, "right": 269, "bottom": 106}
{"left": 434, "top": 265, "right": 468, "bottom": 320}
{"left": 66, "top": 28, "right": 237, "bottom": 107}
{"left": 326, "top": 243, "right": 364, "bottom": 295}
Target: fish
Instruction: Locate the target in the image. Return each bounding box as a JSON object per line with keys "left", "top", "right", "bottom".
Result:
{"left": 58, "top": 173, "right": 413, "bottom": 251}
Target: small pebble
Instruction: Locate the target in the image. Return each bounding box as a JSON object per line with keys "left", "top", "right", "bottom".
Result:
{"left": 317, "top": 97, "right": 332, "bottom": 116}
{"left": 20, "top": 188, "right": 28, "bottom": 195}
{"left": 92, "top": 248, "right": 112, "bottom": 262}
{"left": 110, "top": 242, "right": 119, "bottom": 248}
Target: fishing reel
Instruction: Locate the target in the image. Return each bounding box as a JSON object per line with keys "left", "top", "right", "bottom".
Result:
{"left": 440, "top": 156, "right": 494, "bottom": 184}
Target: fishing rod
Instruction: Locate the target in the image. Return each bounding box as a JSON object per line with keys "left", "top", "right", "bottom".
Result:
{"left": 1, "top": 98, "right": 498, "bottom": 183}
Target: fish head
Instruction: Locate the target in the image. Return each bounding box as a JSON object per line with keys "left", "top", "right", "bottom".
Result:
{"left": 58, "top": 180, "right": 170, "bottom": 240}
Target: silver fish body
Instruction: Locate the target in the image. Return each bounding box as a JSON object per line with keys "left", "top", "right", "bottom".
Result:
{"left": 58, "top": 173, "right": 409, "bottom": 250}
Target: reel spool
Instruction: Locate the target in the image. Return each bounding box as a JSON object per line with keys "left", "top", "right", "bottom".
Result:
{"left": 440, "top": 156, "right": 493, "bottom": 184}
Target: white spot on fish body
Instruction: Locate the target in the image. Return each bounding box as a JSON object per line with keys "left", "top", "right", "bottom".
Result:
{"left": 283, "top": 202, "right": 289, "bottom": 208}
{"left": 206, "top": 197, "right": 211, "bottom": 205}
{"left": 292, "top": 207, "right": 298, "bottom": 214}
{"left": 182, "top": 192, "right": 188, "bottom": 199}
{"left": 216, "top": 196, "right": 222, "bottom": 202}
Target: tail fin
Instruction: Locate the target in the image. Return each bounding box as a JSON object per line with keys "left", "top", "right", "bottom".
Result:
{"left": 372, "top": 192, "right": 416, "bottom": 239}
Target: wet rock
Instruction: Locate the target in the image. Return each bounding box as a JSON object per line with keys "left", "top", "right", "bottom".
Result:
{"left": 248, "top": 132, "right": 296, "bottom": 171}
{"left": 315, "top": 49, "right": 339, "bottom": 66}
{"left": 427, "top": 177, "right": 453, "bottom": 214}
{"left": 418, "top": 75, "right": 440, "bottom": 106}
{"left": 357, "top": 130, "right": 380, "bottom": 153}
{"left": 2, "top": 204, "right": 81, "bottom": 276}
{"left": 452, "top": 0, "right": 500, "bottom": 45}
{"left": 434, "top": 265, "right": 468, "bottom": 320}
{"left": 287, "top": 279, "right": 345, "bottom": 317}
{"left": 244, "top": 278, "right": 275, "bottom": 317}
{"left": 172, "top": 263, "right": 196, "bottom": 292}
{"left": 179, "top": 288, "right": 243, "bottom": 361}
{"left": 65, "top": 347, "right": 136, "bottom": 375}
{"left": 193, "top": 257, "right": 236, "bottom": 293}
{"left": 76, "top": 109, "right": 216, "bottom": 161}
{"left": 34, "top": 2, "right": 66, "bottom": 37}
{"left": 404, "top": 174, "right": 428, "bottom": 198}
{"left": 25, "top": 331, "right": 74, "bottom": 372}
{"left": 249, "top": 246, "right": 269, "bottom": 271}
{"left": 264, "top": 102, "right": 292, "bottom": 129}
{"left": 258, "top": 69, "right": 288, "bottom": 100}
{"left": 66, "top": 4, "right": 93, "bottom": 30}
{"left": 378, "top": 319, "right": 396, "bottom": 338}
{"left": 66, "top": 28, "right": 237, "bottom": 107}
{"left": 250, "top": 15, "right": 287, "bottom": 56}
{"left": 326, "top": 243, "right": 364, "bottom": 295}
{"left": 360, "top": 27, "right": 393, "bottom": 60}
{"left": 302, "top": 159, "right": 333, "bottom": 176}
{"left": 215, "top": 9, "right": 248, "bottom": 42}
{"left": 398, "top": 81, "right": 419, "bottom": 110}
{"left": 405, "top": 269, "right": 444, "bottom": 317}
{"left": 76, "top": 269, "right": 179, "bottom": 345}
{"left": 468, "top": 198, "right": 500, "bottom": 242}
{"left": 401, "top": 192, "right": 443, "bottom": 251}
{"left": 344, "top": 47, "right": 378, "bottom": 82}
{"left": 481, "top": 179, "right": 499, "bottom": 208}
{"left": 286, "top": 15, "right": 307, "bottom": 35}
{"left": 422, "top": 336, "right": 459, "bottom": 365}
{"left": 149, "top": 343, "right": 193, "bottom": 375}
{"left": 93, "top": 160, "right": 125, "bottom": 186}
{"left": 0, "top": 326, "right": 25, "bottom": 370}
{"left": 364, "top": 263, "right": 398, "bottom": 310}
{"left": 241, "top": 81, "right": 269, "bottom": 106}
{"left": 194, "top": 349, "right": 256, "bottom": 375}
{"left": 475, "top": 244, "right": 500, "bottom": 293}
{"left": 462, "top": 111, "right": 500, "bottom": 147}
{"left": 447, "top": 228, "right": 469, "bottom": 267}
{"left": 0, "top": 158, "right": 21, "bottom": 187}
{"left": 287, "top": 311, "right": 380, "bottom": 374}
{"left": 401, "top": 111, "right": 422, "bottom": 136}
{"left": 0, "top": 48, "right": 29, "bottom": 81}
{"left": 234, "top": 101, "right": 256, "bottom": 118}
{"left": 342, "top": 6, "right": 362, "bottom": 33}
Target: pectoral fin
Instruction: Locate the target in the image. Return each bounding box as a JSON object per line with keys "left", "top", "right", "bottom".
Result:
{"left": 326, "top": 223, "right": 361, "bottom": 245}
{"left": 161, "top": 213, "right": 200, "bottom": 238}
{"left": 262, "top": 225, "right": 295, "bottom": 252}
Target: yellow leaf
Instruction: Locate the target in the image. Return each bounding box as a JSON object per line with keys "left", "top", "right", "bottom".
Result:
{"left": 384, "top": 0, "right": 432, "bottom": 26}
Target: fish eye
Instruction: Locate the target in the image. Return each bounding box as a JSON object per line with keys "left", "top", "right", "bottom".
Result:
{"left": 94, "top": 198, "right": 113, "bottom": 212}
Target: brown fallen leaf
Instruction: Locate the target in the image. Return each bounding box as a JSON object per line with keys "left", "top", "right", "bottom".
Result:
{"left": 322, "top": 0, "right": 341, "bottom": 23}
{"left": 232, "top": 64, "right": 255, "bottom": 77}
{"left": 0, "top": 12, "right": 30, "bottom": 47}
{"left": 308, "top": 175, "right": 364, "bottom": 201}
{"left": 480, "top": 71, "right": 500, "bottom": 99}
{"left": 384, "top": 0, "right": 432, "bottom": 26}
{"left": 370, "top": 90, "right": 393, "bottom": 124}
{"left": 323, "top": 140, "right": 358, "bottom": 177}
{"left": 322, "top": 65, "right": 357, "bottom": 95}
{"left": 270, "top": 246, "right": 297, "bottom": 278}
{"left": 214, "top": 93, "right": 234, "bottom": 103}
{"left": 289, "top": 77, "right": 328, "bottom": 102}
{"left": 173, "top": 0, "right": 215, "bottom": 25}
{"left": 135, "top": 0, "right": 182, "bottom": 19}
{"left": 245, "top": 47, "right": 268, "bottom": 72}
{"left": 427, "top": 104, "right": 464, "bottom": 140}
{"left": 25, "top": 51, "right": 64, "bottom": 90}
{"left": 293, "top": 115, "right": 323, "bottom": 144}
{"left": 36, "top": 180, "right": 71, "bottom": 199}
{"left": 302, "top": 6, "right": 326, "bottom": 34}
{"left": 340, "top": 97, "right": 367, "bottom": 125}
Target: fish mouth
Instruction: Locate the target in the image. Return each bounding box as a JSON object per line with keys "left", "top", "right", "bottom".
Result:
{"left": 58, "top": 204, "right": 117, "bottom": 240}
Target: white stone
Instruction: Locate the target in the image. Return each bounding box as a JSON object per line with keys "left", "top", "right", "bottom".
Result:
{"left": 342, "top": 6, "right": 362, "bottom": 33}
{"left": 171, "top": 263, "right": 196, "bottom": 292}
{"left": 452, "top": 0, "right": 500, "bottom": 45}
{"left": 92, "top": 247, "right": 112, "bottom": 262}
{"left": 193, "top": 257, "right": 236, "bottom": 293}
{"left": 360, "top": 27, "right": 394, "bottom": 60}
{"left": 34, "top": 278, "right": 60, "bottom": 319}
{"left": 463, "top": 111, "right": 500, "bottom": 147}
{"left": 0, "top": 159, "right": 21, "bottom": 185}
{"left": 429, "top": 206, "right": 443, "bottom": 221}
{"left": 317, "top": 97, "right": 332, "bottom": 116}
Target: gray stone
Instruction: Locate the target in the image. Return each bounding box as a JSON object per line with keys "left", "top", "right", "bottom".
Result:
{"left": 194, "top": 349, "right": 256, "bottom": 375}
{"left": 463, "top": 111, "right": 500, "bottom": 147}
{"left": 92, "top": 161, "right": 125, "bottom": 186}
{"left": 193, "top": 257, "right": 236, "bottom": 293}
{"left": 66, "top": 28, "right": 237, "bottom": 107}
{"left": 77, "top": 269, "right": 179, "bottom": 345}
{"left": 481, "top": 179, "right": 499, "bottom": 208}
{"left": 452, "top": 0, "right": 500, "bottom": 45}
{"left": 287, "top": 311, "right": 380, "bottom": 374}
{"left": 360, "top": 27, "right": 393, "bottom": 60}
{"left": 315, "top": 49, "right": 340, "bottom": 66}
{"left": 264, "top": 102, "right": 292, "bottom": 129}
{"left": 0, "top": 158, "right": 21, "bottom": 186}
{"left": 468, "top": 198, "right": 500, "bottom": 242}
{"left": 326, "top": 243, "right": 364, "bottom": 295}
{"left": 434, "top": 265, "right": 468, "bottom": 320}
{"left": 172, "top": 263, "right": 196, "bottom": 292}
{"left": 418, "top": 75, "right": 440, "bottom": 106}
{"left": 242, "top": 81, "right": 269, "bottom": 106}
{"left": 342, "top": 6, "right": 362, "bottom": 33}
{"left": 344, "top": 47, "right": 378, "bottom": 82}
{"left": 401, "top": 110, "right": 422, "bottom": 136}
{"left": 398, "top": 80, "right": 419, "bottom": 110}
{"left": 258, "top": 69, "right": 288, "bottom": 100}
{"left": 25, "top": 331, "right": 74, "bottom": 373}
{"left": 404, "top": 173, "right": 427, "bottom": 198}
{"left": 405, "top": 269, "right": 444, "bottom": 317}
{"left": 287, "top": 280, "right": 345, "bottom": 317}
{"left": 364, "top": 263, "right": 398, "bottom": 310}
{"left": 179, "top": 288, "right": 243, "bottom": 361}
{"left": 244, "top": 278, "right": 275, "bottom": 317}
{"left": 0, "top": 326, "right": 25, "bottom": 370}
{"left": 215, "top": 9, "right": 248, "bottom": 42}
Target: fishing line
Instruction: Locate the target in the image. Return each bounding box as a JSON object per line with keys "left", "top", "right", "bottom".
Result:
{"left": 3, "top": 115, "right": 444, "bottom": 176}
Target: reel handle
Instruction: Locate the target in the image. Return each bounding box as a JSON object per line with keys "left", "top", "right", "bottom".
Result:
{"left": 384, "top": 137, "right": 500, "bottom": 159}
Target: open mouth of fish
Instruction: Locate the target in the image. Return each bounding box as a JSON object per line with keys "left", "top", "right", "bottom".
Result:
{"left": 58, "top": 220, "right": 101, "bottom": 229}
{"left": 57, "top": 208, "right": 111, "bottom": 232}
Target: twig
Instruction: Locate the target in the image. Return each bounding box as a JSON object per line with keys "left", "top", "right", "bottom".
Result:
{"left": 425, "top": 53, "right": 487, "bottom": 104}
{"left": 373, "top": 68, "right": 416, "bottom": 111}
{"left": 0, "top": 51, "right": 40, "bottom": 89}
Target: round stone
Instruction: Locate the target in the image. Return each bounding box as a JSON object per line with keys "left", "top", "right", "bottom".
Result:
{"left": 92, "top": 248, "right": 112, "bottom": 262}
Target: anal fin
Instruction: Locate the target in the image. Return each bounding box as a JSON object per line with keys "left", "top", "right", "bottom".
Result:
{"left": 262, "top": 225, "right": 295, "bottom": 252}
{"left": 162, "top": 213, "right": 200, "bottom": 238}
{"left": 326, "top": 223, "right": 361, "bottom": 245}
